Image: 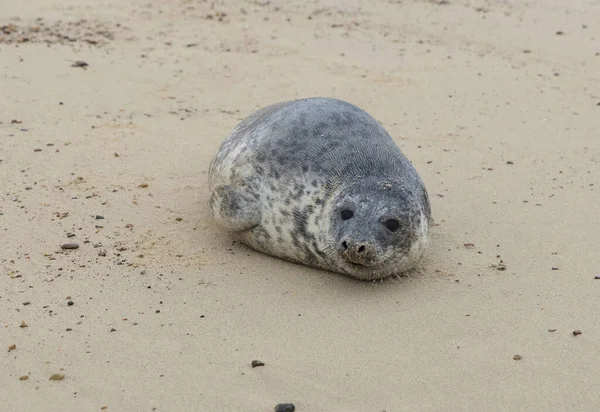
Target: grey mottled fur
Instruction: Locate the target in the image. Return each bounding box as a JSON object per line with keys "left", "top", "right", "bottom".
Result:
{"left": 208, "top": 97, "right": 431, "bottom": 280}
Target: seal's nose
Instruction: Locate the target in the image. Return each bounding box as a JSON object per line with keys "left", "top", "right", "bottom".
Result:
{"left": 340, "top": 239, "right": 372, "bottom": 264}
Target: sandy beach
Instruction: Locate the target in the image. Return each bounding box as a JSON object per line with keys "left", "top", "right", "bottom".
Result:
{"left": 2, "top": 0, "right": 599, "bottom": 411}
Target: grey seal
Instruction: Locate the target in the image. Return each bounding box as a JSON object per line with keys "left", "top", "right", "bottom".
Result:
{"left": 208, "top": 97, "right": 431, "bottom": 280}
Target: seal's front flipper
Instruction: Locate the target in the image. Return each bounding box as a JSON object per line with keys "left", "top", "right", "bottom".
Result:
{"left": 209, "top": 184, "right": 261, "bottom": 231}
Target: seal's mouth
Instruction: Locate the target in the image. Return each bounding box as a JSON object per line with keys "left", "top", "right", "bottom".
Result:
{"left": 341, "top": 259, "right": 380, "bottom": 269}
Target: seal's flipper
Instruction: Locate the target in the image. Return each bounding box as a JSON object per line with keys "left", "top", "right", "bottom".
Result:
{"left": 209, "top": 184, "right": 261, "bottom": 231}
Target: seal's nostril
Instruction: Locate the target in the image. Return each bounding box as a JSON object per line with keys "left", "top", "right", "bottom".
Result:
{"left": 341, "top": 241, "right": 348, "bottom": 250}
{"left": 358, "top": 245, "right": 365, "bottom": 253}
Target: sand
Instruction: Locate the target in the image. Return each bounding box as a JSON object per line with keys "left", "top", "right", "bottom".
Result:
{"left": 1, "top": 0, "right": 599, "bottom": 411}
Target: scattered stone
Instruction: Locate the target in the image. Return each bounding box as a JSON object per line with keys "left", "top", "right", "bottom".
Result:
{"left": 274, "top": 404, "right": 295, "bottom": 412}
{"left": 67, "top": 301, "right": 74, "bottom": 306}
{"left": 594, "top": 276, "right": 600, "bottom": 280}
{"left": 175, "top": 217, "right": 183, "bottom": 221}
{"left": 513, "top": 355, "right": 522, "bottom": 361}
{"left": 573, "top": 330, "right": 582, "bottom": 336}
{"left": 493, "top": 263, "right": 506, "bottom": 271}
{"left": 506, "top": 161, "right": 514, "bottom": 164}
{"left": 95, "top": 215, "right": 104, "bottom": 220}
{"left": 34, "top": 148, "right": 42, "bottom": 152}
{"left": 251, "top": 360, "right": 265, "bottom": 368}
{"left": 23, "top": 301, "right": 30, "bottom": 306}
{"left": 20, "top": 321, "right": 28, "bottom": 328}
{"left": 61, "top": 242, "right": 80, "bottom": 250}
{"left": 19, "top": 375, "right": 28, "bottom": 381}
{"left": 8, "top": 344, "right": 16, "bottom": 351}
{"left": 548, "top": 329, "right": 557, "bottom": 332}
{"left": 49, "top": 373, "right": 65, "bottom": 381}
{"left": 138, "top": 183, "right": 149, "bottom": 188}
{"left": 551, "top": 267, "right": 559, "bottom": 270}
{"left": 98, "top": 250, "right": 107, "bottom": 257}
{"left": 71, "top": 60, "right": 89, "bottom": 68}
{"left": 110, "top": 328, "right": 117, "bottom": 332}
{"left": 463, "top": 243, "right": 475, "bottom": 248}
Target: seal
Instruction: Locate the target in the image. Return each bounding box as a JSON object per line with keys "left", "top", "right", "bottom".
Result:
{"left": 208, "top": 97, "right": 431, "bottom": 280}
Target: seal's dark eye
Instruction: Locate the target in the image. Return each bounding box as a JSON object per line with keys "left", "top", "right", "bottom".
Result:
{"left": 341, "top": 210, "right": 354, "bottom": 220}
{"left": 385, "top": 219, "right": 400, "bottom": 232}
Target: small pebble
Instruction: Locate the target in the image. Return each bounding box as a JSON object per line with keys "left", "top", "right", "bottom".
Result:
{"left": 251, "top": 360, "right": 265, "bottom": 368}
{"left": 67, "top": 301, "right": 74, "bottom": 306}
{"left": 573, "top": 330, "right": 582, "bottom": 336}
{"left": 274, "top": 404, "right": 295, "bottom": 412}
{"left": 8, "top": 344, "right": 16, "bottom": 351}
{"left": 175, "top": 217, "right": 183, "bottom": 221}
{"left": 513, "top": 355, "right": 522, "bottom": 360}
{"left": 138, "top": 183, "right": 148, "bottom": 188}
{"left": 19, "top": 375, "right": 28, "bottom": 381}
{"left": 71, "top": 60, "right": 88, "bottom": 68}
{"left": 49, "top": 373, "right": 65, "bottom": 381}
{"left": 61, "top": 242, "right": 79, "bottom": 250}
{"left": 20, "top": 321, "right": 28, "bottom": 328}
{"left": 548, "top": 329, "right": 557, "bottom": 332}
{"left": 594, "top": 276, "right": 600, "bottom": 280}
{"left": 95, "top": 215, "right": 104, "bottom": 220}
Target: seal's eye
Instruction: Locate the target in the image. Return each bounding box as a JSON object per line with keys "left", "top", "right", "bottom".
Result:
{"left": 385, "top": 219, "right": 400, "bottom": 232}
{"left": 341, "top": 210, "right": 354, "bottom": 220}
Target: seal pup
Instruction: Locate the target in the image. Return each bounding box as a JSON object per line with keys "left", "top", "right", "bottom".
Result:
{"left": 208, "top": 97, "right": 431, "bottom": 280}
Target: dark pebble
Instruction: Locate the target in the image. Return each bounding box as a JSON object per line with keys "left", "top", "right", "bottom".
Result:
{"left": 67, "top": 301, "right": 74, "bottom": 306}
{"left": 251, "top": 360, "right": 265, "bottom": 368}
{"left": 594, "top": 276, "right": 600, "bottom": 279}
{"left": 95, "top": 215, "right": 104, "bottom": 220}
{"left": 61, "top": 242, "right": 79, "bottom": 249}
{"left": 573, "top": 330, "right": 582, "bottom": 336}
{"left": 274, "top": 404, "right": 295, "bottom": 412}
{"left": 110, "top": 328, "right": 117, "bottom": 332}
{"left": 71, "top": 61, "right": 89, "bottom": 68}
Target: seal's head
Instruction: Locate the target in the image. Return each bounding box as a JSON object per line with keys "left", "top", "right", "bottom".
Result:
{"left": 325, "top": 177, "right": 430, "bottom": 280}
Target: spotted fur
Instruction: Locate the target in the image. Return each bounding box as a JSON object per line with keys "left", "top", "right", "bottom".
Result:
{"left": 208, "top": 98, "right": 431, "bottom": 280}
